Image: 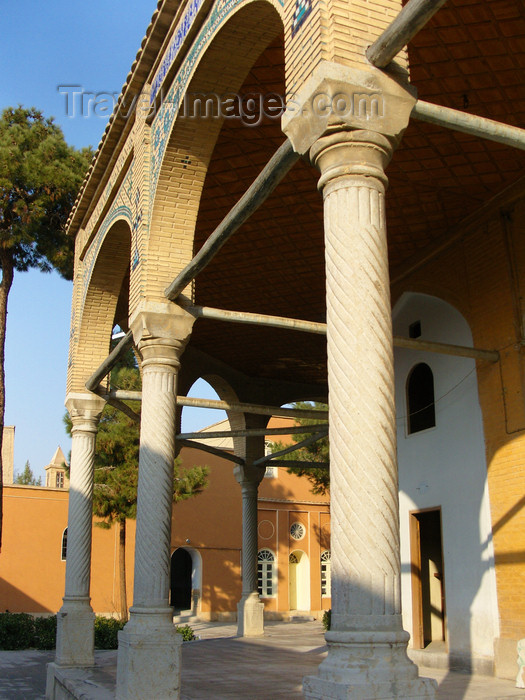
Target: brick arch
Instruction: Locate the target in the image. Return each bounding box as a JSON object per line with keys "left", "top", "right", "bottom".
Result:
{"left": 69, "top": 219, "right": 132, "bottom": 392}
{"left": 145, "top": 0, "right": 284, "bottom": 303}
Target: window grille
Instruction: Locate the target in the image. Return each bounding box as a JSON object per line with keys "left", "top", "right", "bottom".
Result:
{"left": 257, "top": 549, "right": 276, "bottom": 597}
{"left": 321, "top": 550, "right": 331, "bottom": 597}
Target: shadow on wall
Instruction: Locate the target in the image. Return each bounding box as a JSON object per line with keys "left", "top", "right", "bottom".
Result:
{"left": 0, "top": 579, "right": 53, "bottom": 614}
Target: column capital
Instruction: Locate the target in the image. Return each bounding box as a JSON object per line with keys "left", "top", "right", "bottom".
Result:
{"left": 234, "top": 464, "right": 265, "bottom": 489}
{"left": 310, "top": 128, "right": 394, "bottom": 193}
{"left": 65, "top": 392, "right": 105, "bottom": 430}
{"left": 130, "top": 300, "right": 195, "bottom": 367}
{"left": 282, "top": 62, "right": 416, "bottom": 155}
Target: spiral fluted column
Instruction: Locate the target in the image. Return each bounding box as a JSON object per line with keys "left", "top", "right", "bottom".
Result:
{"left": 240, "top": 480, "right": 259, "bottom": 595}
{"left": 116, "top": 303, "right": 194, "bottom": 700}
{"left": 234, "top": 426, "right": 266, "bottom": 637}
{"left": 54, "top": 394, "right": 104, "bottom": 668}
{"left": 132, "top": 339, "right": 180, "bottom": 608}
{"left": 302, "top": 129, "right": 436, "bottom": 699}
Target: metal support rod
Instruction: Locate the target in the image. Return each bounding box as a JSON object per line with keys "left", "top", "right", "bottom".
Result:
{"left": 267, "top": 460, "right": 329, "bottom": 470}
{"left": 177, "top": 424, "right": 329, "bottom": 440}
{"left": 180, "top": 301, "right": 326, "bottom": 335}
{"left": 93, "top": 385, "right": 141, "bottom": 423}
{"left": 85, "top": 330, "right": 134, "bottom": 392}
{"left": 253, "top": 428, "right": 328, "bottom": 467}
{"left": 177, "top": 396, "right": 328, "bottom": 420}
{"left": 412, "top": 100, "right": 525, "bottom": 152}
{"left": 106, "top": 390, "right": 142, "bottom": 401}
{"left": 103, "top": 390, "right": 329, "bottom": 419}
{"left": 367, "top": 0, "right": 449, "bottom": 68}
{"left": 165, "top": 140, "right": 300, "bottom": 301}
{"left": 177, "top": 439, "right": 245, "bottom": 465}
{"left": 178, "top": 301, "right": 499, "bottom": 362}
{"left": 394, "top": 336, "right": 499, "bottom": 362}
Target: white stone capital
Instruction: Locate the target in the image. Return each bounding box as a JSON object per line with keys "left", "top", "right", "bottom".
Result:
{"left": 310, "top": 128, "right": 394, "bottom": 193}
{"left": 282, "top": 62, "right": 416, "bottom": 155}
{"left": 65, "top": 392, "right": 105, "bottom": 428}
{"left": 130, "top": 300, "right": 195, "bottom": 353}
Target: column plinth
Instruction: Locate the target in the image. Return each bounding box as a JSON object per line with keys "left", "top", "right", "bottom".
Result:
{"left": 302, "top": 129, "right": 436, "bottom": 699}
{"left": 54, "top": 394, "right": 104, "bottom": 668}
{"left": 116, "top": 304, "right": 194, "bottom": 700}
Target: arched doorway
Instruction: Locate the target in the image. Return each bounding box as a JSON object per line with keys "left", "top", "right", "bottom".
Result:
{"left": 170, "top": 548, "right": 192, "bottom": 611}
{"left": 289, "top": 550, "right": 310, "bottom": 611}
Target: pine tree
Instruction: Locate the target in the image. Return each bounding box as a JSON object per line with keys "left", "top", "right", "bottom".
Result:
{"left": 0, "top": 106, "right": 92, "bottom": 547}
{"left": 13, "top": 460, "right": 41, "bottom": 486}
{"left": 270, "top": 402, "right": 329, "bottom": 495}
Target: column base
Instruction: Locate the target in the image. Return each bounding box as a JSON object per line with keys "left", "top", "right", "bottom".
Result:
{"left": 116, "top": 607, "right": 182, "bottom": 700}
{"left": 303, "top": 629, "right": 437, "bottom": 700}
{"left": 55, "top": 597, "right": 95, "bottom": 667}
{"left": 237, "top": 592, "right": 264, "bottom": 637}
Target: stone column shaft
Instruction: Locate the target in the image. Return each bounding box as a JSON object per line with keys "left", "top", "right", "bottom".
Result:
{"left": 234, "top": 428, "right": 265, "bottom": 637}
{"left": 240, "top": 480, "right": 259, "bottom": 596}
{"left": 132, "top": 341, "right": 179, "bottom": 608}
{"left": 54, "top": 395, "right": 104, "bottom": 668}
{"left": 320, "top": 131, "right": 400, "bottom": 628}
{"left": 302, "top": 129, "right": 436, "bottom": 699}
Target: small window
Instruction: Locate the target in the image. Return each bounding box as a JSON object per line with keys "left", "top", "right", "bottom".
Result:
{"left": 56, "top": 472, "right": 64, "bottom": 488}
{"left": 61, "top": 528, "right": 68, "bottom": 561}
{"left": 321, "top": 550, "right": 331, "bottom": 597}
{"left": 407, "top": 363, "right": 436, "bottom": 434}
{"left": 290, "top": 522, "right": 305, "bottom": 541}
{"left": 264, "top": 442, "right": 277, "bottom": 478}
{"left": 409, "top": 320, "right": 422, "bottom": 338}
{"left": 257, "top": 549, "right": 276, "bottom": 597}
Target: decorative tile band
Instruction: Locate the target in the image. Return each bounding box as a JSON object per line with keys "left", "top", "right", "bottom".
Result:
{"left": 291, "top": 0, "right": 312, "bottom": 37}
{"left": 150, "top": 0, "right": 284, "bottom": 207}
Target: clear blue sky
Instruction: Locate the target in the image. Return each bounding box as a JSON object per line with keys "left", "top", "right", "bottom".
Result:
{"left": 1, "top": 1, "right": 225, "bottom": 482}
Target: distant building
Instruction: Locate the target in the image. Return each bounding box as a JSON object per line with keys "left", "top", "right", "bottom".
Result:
{"left": 44, "top": 446, "right": 69, "bottom": 489}
{"left": 1, "top": 425, "right": 14, "bottom": 485}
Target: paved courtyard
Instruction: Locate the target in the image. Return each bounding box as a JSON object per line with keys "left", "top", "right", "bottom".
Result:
{"left": 1, "top": 621, "right": 524, "bottom": 699}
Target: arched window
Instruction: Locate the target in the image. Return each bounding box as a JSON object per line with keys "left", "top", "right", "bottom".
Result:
{"left": 257, "top": 549, "right": 276, "bottom": 597}
{"left": 61, "top": 528, "right": 68, "bottom": 561}
{"left": 321, "top": 550, "right": 331, "bottom": 598}
{"left": 407, "top": 363, "right": 436, "bottom": 434}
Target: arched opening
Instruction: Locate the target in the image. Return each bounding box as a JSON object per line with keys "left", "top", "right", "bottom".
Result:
{"left": 61, "top": 528, "right": 68, "bottom": 561}
{"left": 146, "top": 1, "right": 285, "bottom": 302}
{"left": 180, "top": 378, "right": 227, "bottom": 436}
{"left": 71, "top": 219, "right": 131, "bottom": 391}
{"left": 407, "top": 363, "right": 436, "bottom": 435}
{"left": 289, "top": 550, "right": 310, "bottom": 611}
{"left": 170, "top": 547, "right": 193, "bottom": 611}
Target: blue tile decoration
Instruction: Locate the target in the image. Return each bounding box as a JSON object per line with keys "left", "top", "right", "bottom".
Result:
{"left": 291, "top": 0, "right": 312, "bottom": 37}
{"left": 150, "top": 0, "right": 284, "bottom": 208}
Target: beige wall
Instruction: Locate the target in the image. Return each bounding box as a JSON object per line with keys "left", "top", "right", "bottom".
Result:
{"left": 1, "top": 441, "right": 330, "bottom": 619}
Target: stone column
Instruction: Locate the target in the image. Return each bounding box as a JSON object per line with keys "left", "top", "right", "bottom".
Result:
{"left": 54, "top": 394, "right": 105, "bottom": 667}
{"left": 234, "top": 463, "right": 265, "bottom": 637}
{"left": 116, "top": 303, "right": 194, "bottom": 700}
{"left": 282, "top": 63, "right": 436, "bottom": 698}
{"left": 299, "top": 127, "right": 436, "bottom": 699}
